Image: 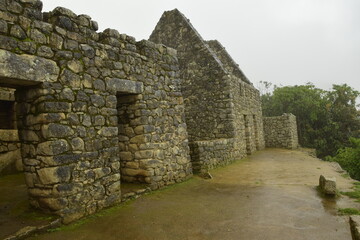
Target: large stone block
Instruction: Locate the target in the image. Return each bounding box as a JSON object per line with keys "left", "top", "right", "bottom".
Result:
{"left": 319, "top": 175, "right": 337, "bottom": 195}
{"left": 98, "top": 127, "right": 118, "bottom": 137}
{"left": 0, "top": 49, "right": 59, "bottom": 87}
{"left": 41, "top": 123, "right": 74, "bottom": 139}
{"left": 106, "top": 78, "right": 143, "bottom": 94}
{"left": 37, "top": 165, "right": 73, "bottom": 184}
{"left": 0, "top": 129, "right": 19, "bottom": 142}
{"left": 37, "top": 140, "right": 69, "bottom": 156}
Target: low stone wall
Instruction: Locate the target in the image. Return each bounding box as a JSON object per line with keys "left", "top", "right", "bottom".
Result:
{"left": 263, "top": 113, "right": 299, "bottom": 149}
{"left": 189, "top": 138, "right": 242, "bottom": 173}
{"left": 0, "top": 130, "right": 22, "bottom": 175}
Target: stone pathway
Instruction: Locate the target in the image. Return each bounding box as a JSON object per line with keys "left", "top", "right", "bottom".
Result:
{"left": 29, "top": 149, "right": 357, "bottom": 240}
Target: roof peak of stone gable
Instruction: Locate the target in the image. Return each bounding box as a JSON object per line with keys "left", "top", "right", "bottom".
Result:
{"left": 152, "top": 9, "right": 252, "bottom": 85}
{"left": 205, "top": 40, "right": 251, "bottom": 84}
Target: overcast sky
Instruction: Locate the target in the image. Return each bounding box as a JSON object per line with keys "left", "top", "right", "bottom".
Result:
{"left": 43, "top": 0, "right": 360, "bottom": 95}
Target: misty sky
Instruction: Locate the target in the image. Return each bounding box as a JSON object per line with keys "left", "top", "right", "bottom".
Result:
{"left": 43, "top": 0, "right": 360, "bottom": 94}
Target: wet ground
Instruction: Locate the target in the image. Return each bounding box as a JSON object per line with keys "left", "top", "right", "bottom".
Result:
{"left": 0, "top": 174, "right": 56, "bottom": 239}
{"left": 25, "top": 149, "right": 360, "bottom": 239}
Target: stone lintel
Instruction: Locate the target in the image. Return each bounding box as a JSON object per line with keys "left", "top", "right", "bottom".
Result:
{"left": 107, "top": 78, "right": 143, "bottom": 94}
{"left": 0, "top": 49, "right": 60, "bottom": 88}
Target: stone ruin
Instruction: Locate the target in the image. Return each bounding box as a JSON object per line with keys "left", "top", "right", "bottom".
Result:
{"left": 0, "top": 1, "right": 298, "bottom": 223}
{"left": 150, "top": 9, "right": 265, "bottom": 172}
{"left": 263, "top": 113, "right": 299, "bottom": 149}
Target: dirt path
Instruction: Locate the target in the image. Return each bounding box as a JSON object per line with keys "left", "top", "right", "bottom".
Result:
{"left": 30, "top": 149, "right": 357, "bottom": 240}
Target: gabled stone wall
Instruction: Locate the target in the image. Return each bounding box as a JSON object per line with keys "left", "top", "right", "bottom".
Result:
{"left": 150, "top": 9, "right": 233, "bottom": 142}
{"left": 263, "top": 113, "right": 299, "bottom": 149}
{"left": 150, "top": 9, "right": 265, "bottom": 172}
{"left": 0, "top": 0, "right": 191, "bottom": 223}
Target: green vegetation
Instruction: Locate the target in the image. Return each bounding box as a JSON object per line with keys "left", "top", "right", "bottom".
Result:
{"left": 340, "top": 181, "right": 360, "bottom": 201}
{"left": 338, "top": 208, "right": 360, "bottom": 215}
{"left": 327, "top": 138, "right": 360, "bottom": 180}
{"left": 260, "top": 82, "right": 360, "bottom": 179}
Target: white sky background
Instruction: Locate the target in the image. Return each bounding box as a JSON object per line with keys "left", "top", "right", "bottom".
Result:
{"left": 43, "top": 0, "right": 360, "bottom": 95}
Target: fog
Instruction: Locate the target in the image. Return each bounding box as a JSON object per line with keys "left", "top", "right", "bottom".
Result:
{"left": 43, "top": 0, "right": 360, "bottom": 95}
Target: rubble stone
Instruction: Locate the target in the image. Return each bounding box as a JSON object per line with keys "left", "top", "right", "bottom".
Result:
{"left": 319, "top": 175, "right": 337, "bottom": 195}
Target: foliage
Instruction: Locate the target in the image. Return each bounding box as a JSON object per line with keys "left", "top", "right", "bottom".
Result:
{"left": 327, "top": 138, "right": 360, "bottom": 180}
{"left": 261, "top": 83, "right": 360, "bottom": 158}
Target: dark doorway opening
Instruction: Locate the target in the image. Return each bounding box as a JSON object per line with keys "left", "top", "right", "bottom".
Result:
{"left": 117, "top": 94, "right": 149, "bottom": 196}
{"left": 0, "top": 87, "right": 55, "bottom": 238}
{"left": 253, "top": 115, "right": 260, "bottom": 150}
{"left": 244, "top": 115, "right": 251, "bottom": 155}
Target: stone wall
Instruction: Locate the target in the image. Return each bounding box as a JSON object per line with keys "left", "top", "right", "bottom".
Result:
{"left": 0, "top": 1, "right": 299, "bottom": 223}
{"left": 263, "top": 113, "right": 299, "bottom": 149}
{"left": 150, "top": 10, "right": 233, "bottom": 142}
{"left": 189, "top": 138, "right": 239, "bottom": 171}
{"left": 0, "top": 0, "right": 191, "bottom": 223}
{"left": 150, "top": 9, "right": 265, "bottom": 172}
{"left": 0, "top": 129, "right": 22, "bottom": 174}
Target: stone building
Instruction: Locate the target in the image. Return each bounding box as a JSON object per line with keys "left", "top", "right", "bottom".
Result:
{"left": 0, "top": 0, "right": 192, "bottom": 222}
{"left": 0, "top": 2, "right": 298, "bottom": 223}
{"left": 150, "top": 9, "right": 265, "bottom": 173}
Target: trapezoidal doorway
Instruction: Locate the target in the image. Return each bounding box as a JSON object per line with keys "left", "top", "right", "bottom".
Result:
{"left": 117, "top": 93, "right": 149, "bottom": 195}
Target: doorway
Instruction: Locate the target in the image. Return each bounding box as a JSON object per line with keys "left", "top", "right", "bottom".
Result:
{"left": 244, "top": 115, "right": 251, "bottom": 155}
{"left": 117, "top": 93, "right": 149, "bottom": 195}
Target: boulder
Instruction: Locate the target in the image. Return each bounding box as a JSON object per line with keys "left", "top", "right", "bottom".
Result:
{"left": 319, "top": 175, "right": 337, "bottom": 195}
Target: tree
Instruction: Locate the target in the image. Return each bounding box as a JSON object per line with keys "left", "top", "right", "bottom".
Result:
{"left": 327, "top": 138, "right": 360, "bottom": 180}
{"left": 261, "top": 83, "right": 360, "bottom": 158}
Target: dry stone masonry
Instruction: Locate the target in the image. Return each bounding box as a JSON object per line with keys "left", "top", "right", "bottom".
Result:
{"left": 0, "top": 2, "right": 298, "bottom": 223}
{"left": 150, "top": 9, "right": 265, "bottom": 173}
{"left": 263, "top": 113, "right": 299, "bottom": 149}
{"left": 0, "top": 0, "right": 191, "bottom": 223}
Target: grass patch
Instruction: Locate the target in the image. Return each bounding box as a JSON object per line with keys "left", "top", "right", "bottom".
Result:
{"left": 353, "top": 181, "right": 360, "bottom": 186}
{"left": 338, "top": 208, "right": 360, "bottom": 215}
{"left": 341, "top": 191, "right": 360, "bottom": 199}
{"left": 340, "top": 181, "right": 360, "bottom": 201}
